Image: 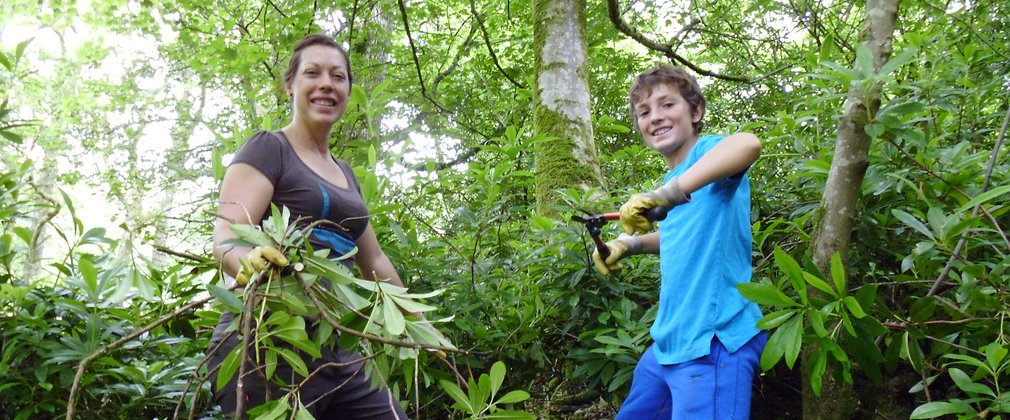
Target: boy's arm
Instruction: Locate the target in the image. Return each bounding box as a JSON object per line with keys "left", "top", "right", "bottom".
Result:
{"left": 637, "top": 231, "right": 660, "bottom": 254}
{"left": 677, "top": 132, "right": 761, "bottom": 194}
{"left": 620, "top": 133, "right": 761, "bottom": 234}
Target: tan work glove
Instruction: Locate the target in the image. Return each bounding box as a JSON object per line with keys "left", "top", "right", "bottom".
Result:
{"left": 592, "top": 233, "right": 642, "bottom": 275}
{"left": 235, "top": 246, "right": 289, "bottom": 286}
{"left": 619, "top": 177, "right": 690, "bottom": 234}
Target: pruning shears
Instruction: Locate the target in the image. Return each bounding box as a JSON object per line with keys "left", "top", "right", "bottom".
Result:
{"left": 571, "top": 207, "right": 669, "bottom": 260}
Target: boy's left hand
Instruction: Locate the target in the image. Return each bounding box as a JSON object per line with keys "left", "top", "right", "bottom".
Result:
{"left": 620, "top": 177, "right": 689, "bottom": 234}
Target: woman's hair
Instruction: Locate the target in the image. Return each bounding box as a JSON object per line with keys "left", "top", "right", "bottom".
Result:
{"left": 628, "top": 64, "right": 705, "bottom": 135}
{"left": 282, "top": 34, "right": 353, "bottom": 92}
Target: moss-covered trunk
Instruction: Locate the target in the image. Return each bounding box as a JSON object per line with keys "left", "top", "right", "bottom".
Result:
{"left": 531, "top": 0, "right": 606, "bottom": 215}
{"left": 805, "top": 0, "right": 899, "bottom": 417}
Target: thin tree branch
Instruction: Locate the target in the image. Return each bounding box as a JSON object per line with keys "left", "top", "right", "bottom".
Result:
{"left": 881, "top": 135, "right": 1010, "bottom": 250}
{"left": 396, "top": 0, "right": 492, "bottom": 139}
{"left": 605, "top": 0, "right": 751, "bottom": 83}
{"left": 928, "top": 100, "right": 1010, "bottom": 296}
{"left": 920, "top": 0, "right": 1010, "bottom": 62}
{"left": 432, "top": 20, "right": 478, "bottom": 96}
{"left": 153, "top": 245, "right": 215, "bottom": 264}
{"left": 470, "top": 0, "right": 525, "bottom": 89}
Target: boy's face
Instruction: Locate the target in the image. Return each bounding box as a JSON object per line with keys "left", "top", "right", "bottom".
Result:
{"left": 633, "top": 83, "right": 701, "bottom": 159}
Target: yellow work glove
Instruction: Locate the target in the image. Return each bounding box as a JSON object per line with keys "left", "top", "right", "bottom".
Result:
{"left": 592, "top": 233, "right": 642, "bottom": 275}
{"left": 235, "top": 246, "right": 289, "bottom": 286}
{"left": 619, "top": 177, "right": 690, "bottom": 235}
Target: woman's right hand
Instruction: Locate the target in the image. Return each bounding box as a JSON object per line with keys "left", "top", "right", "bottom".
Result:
{"left": 235, "top": 246, "right": 289, "bottom": 286}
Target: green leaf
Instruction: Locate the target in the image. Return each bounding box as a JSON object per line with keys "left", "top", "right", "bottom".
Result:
{"left": 475, "top": 374, "right": 491, "bottom": 411}
{"left": 760, "top": 323, "right": 786, "bottom": 371}
{"left": 943, "top": 353, "right": 989, "bottom": 371}
{"left": 892, "top": 209, "right": 935, "bottom": 240}
{"left": 902, "top": 332, "right": 924, "bottom": 372}
{"left": 949, "top": 367, "right": 994, "bottom": 397}
{"left": 878, "top": 47, "right": 918, "bottom": 77}
{"left": 782, "top": 315, "right": 803, "bottom": 369}
{"left": 808, "top": 309, "right": 830, "bottom": 337}
{"left": 11, "top": 226, "right": 31, "bottom": 246}
{"left": 802, "top": 272, "right": 837, "bottom": 298}
{"left": 496, "top": 389, "right": 530, "bottom": 404}
{"left": 276, "top": 347, "right": 309, "bottom": 377}
{"left": 0, "top": 130, "right": 23, "bottom": 144}
{"left": 864, "top": 123, "right": 884, "bottom": 138}
{"left": 490, "top": 361, "right": 506, "bottom": 398}
{"left": 388, "top": 295, "right": 437, "bottom": 314}
{"left": 982, "top": 342, "right": 1008, "bottom": 371}
{"left": 270, "top": 315, "right": 321, "bottom": 359}
{"left": 818, "top": 33, "right": 836, "bottom": 62}
{"left": 265, "top": 349, "right": 277, "bottom": 380}
{"left": 756, "top": 310, "right": 796, "bottom": 330}
{"left": 211, "top": 146, "right": 225, "bottom": 181}
{"left": 440, "top": 380, "right": 473, "bottom": 413}
{"left": 382, "top": 294, "right": 405, "bottom": 336}
{"left": 254, "top": 399, "right": 290, "bottom": 420}
{"left": 228, "top": 224, "right": 274, "bottom": 247}
{"left": 774, "top": 246, "right": 805, "bottom": 296}
{"left": 830, "top": 253, "right": 846, "bottom": 296}
{"left": 215, "top": 346, "right": 242, "bottom": 391}
{"left": 842, "top": 296, "right": 866, "bottom": 318}
{"left": 15, "top": 39, "right": 31, "bottom": 63}
{"left": 909, "top": 401, "right": 972, "bottom": 419}
{"left": 208, "top": 284, "right": 244, "bottom": 313}
{"left": 736, "top": 282, "right": 800, "bottom": 308}
{"left": 909, "top": 297, "right": 936, "bottom": 322}
{"left": 956, "top": 185, "right": 1010, "bottom": 214}
{"left": 855, "top": 44, "right": 874, "bottom": 78}
{"left": 78, "top": 256, "right": 98, "bottom": 292}
{"left": 810, "top": 348, "right": 827, "bottom": 396}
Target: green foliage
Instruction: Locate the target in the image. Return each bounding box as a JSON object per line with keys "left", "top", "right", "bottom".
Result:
{"left": 741, "top": 248, "right": 884, "bottom": 395}
{"left": 910, "top": 342, "right": 1010, "bottom": 418}
{"left": 570, "top": 299, "right": 655, "bottom": 392}
{"left": 0, "top": 213, "right": 213, "bottom": 419}
{"left": 439, "top": 361, "right": 534, "bottom": 419}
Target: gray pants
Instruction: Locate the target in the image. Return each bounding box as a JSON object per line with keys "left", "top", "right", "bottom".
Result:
{"left": 208, "top": 316, "right": 407, "bottom": 419}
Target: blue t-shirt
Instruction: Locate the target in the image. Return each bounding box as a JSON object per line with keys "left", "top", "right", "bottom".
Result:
{"left": 651, "top": 134, "right": 763, "bottom": 365}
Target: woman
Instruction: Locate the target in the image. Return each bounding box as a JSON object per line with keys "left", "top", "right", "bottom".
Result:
{"left": 207, "top": 34, "right": 408, "bottom": 419}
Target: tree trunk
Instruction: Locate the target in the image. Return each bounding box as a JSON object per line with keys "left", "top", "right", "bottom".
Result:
{"left": 347, "top": 0, "right": 393, "bottom": 158}
{"left": 531, "top": 0, "right": 606, "bottom": 215}
{"left": 805, "top": 0, "right": 899, "bottom": 417}
{"left": 22, "top": 154, "right": 57, "bottom": 284}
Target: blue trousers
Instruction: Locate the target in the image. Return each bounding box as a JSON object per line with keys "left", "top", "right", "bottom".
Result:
{"left": 616, "top": 333, "right": 767, "bottom": 420}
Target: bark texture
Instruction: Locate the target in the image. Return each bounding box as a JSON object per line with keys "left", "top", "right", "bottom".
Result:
{"left": 531, "top": 0, "right": 606, "bottom": 214}
{"left": 805, "top": 0, "right": 899, "bottom": 417}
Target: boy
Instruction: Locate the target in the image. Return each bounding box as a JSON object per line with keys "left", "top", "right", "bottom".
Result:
{"left": 592, "top": 64, "right": 766, "bottom": 419}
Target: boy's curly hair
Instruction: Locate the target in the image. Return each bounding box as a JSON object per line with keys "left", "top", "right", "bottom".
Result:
{"left": 628, "top": 64, "right": 706, "bottom": 135}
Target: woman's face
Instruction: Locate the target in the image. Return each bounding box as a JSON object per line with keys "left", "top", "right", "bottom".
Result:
{"left": 287, "top": 45, "right": 350, "bottom": 128}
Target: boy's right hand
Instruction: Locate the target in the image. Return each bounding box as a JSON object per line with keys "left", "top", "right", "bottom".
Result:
{"left": 592, "top": 234, "right": 641, "bottom": 275}
{"left": 235, "top": 246, "right": 289, "bottom": 286}
{"left": 620, "top": 177, "right": 690, "bottom": 234}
